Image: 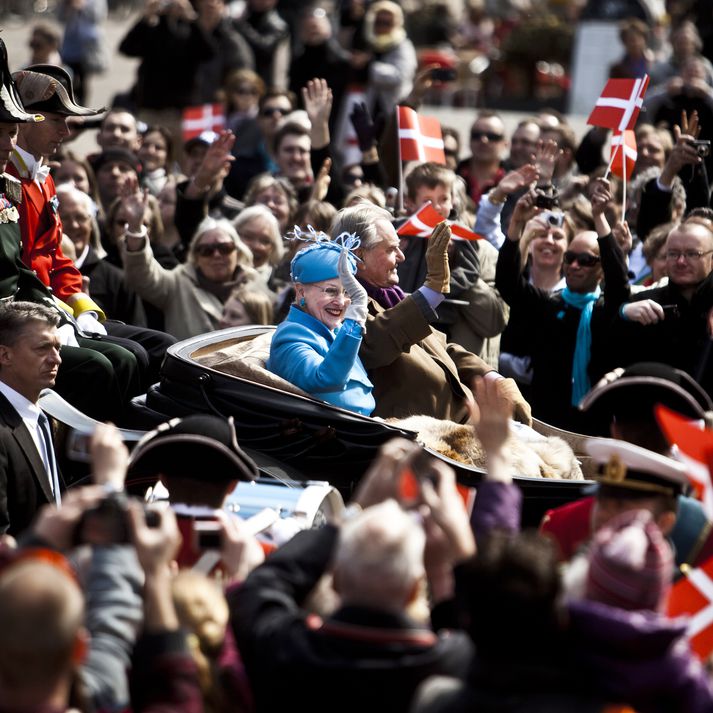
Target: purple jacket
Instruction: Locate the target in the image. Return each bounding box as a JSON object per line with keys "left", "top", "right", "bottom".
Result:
{"left": 568, "top": 599, "right": 713, "bottom": 713}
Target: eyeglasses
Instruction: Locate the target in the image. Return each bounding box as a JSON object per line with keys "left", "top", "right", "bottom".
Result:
{"left": 563, "top": 251, "right": 600, "bottom": 267}
{"left": 665, "top": 249, "right": 713, "bottom": 262}
{"left": 471, "top": 130, "right": 504, "bottom": 142}
{"left": 195, "top": 242, "right": 237, "bottom": 257}
{"left": 311, "top": 285, "right": 349, "bottom": 300}
{"left": 261, "top": 107, "right": 289, "bottom": 118}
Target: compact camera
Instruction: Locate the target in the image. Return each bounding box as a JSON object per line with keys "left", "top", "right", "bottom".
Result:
{"left": 74, "top": 491, "right": 159, "bottom": 546}
{"left": 693, "top": 140, "right": 711, "bottom": 158}
{"left": 534, "top": 187, "right": 560, "bottom": 210}
{"left": 541, "top": 210, "right": 565, "bottom": 228}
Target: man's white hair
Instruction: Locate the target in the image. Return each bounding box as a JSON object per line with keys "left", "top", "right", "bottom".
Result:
{"left": 333, "top": 499, "right": 425, "bottom": 611}
{"left": 330, "top": 203, "right": 393, "bottom": 251}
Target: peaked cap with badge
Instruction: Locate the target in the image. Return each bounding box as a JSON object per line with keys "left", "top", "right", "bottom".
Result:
{"left": 586, "top": 438, "right": 689, "bottom": 498}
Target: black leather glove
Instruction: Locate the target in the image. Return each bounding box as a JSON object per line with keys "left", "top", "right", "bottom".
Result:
{"left": 349, "top": 102, "right": 376, "bottom": 152}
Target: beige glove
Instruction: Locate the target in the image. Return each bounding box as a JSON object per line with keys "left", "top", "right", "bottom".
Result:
{"left": 424, "top": 221, "right": 451, "bottom": 294}
{"left": 495, "top": 377, "right": 532, "bottom": 426}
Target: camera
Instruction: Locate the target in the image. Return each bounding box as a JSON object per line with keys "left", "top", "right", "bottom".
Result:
{"left": 534, "top": 187, "right": 560, "bottom": 210}
{"left": 693, "top": 140, "right": 711, "bottom": 158}
{"left": 541, "top": 210, "right": 565, "bottom": 228}
{"left": 661, "top": 304, "right": 679, "bottom": 320}
{"left": 430, "top": 67, "right": 457, "bottom": 83}
{"left": 74, "top": 491, "right": 159, "bottom": 546}
{"left": 194, "top": 519, "right": 222, "bottom": 550}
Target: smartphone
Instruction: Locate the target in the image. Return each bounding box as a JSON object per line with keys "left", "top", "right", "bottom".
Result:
{"left": 399, "top": 449, "right": 437, "bottom": 507}
{"left": 67, "top": 428, "right": 93, "bottom": 463}
{"left": 431, "top": 67, "right": 457, "bottom": 82}
{"left": 194, "top": 519, "right": 222, "bottom": 550}
{"left": 660, "top": 304, "right": 679, "bottom": 319}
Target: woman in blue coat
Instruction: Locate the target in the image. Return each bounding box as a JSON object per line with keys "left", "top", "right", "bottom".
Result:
{"left": 267, "top": 235, "right": 375, "bottom": 416}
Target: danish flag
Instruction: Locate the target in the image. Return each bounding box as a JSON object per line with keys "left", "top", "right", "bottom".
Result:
{"left": 397, "top": 106, "right": 446, "bottom": 164}
{"left": 610, "top": 130, "right": 638, "bottom": 181}
{"left": 182, "top": 103, "right": 226, "bottom": 142}
{"left": 668, "top": 556, "right": 713, "bottom": 660}
{"left": 655, "top": 404, "right": 713, "bottom": 520}
{"left": 587, "top": 75, "right": 650, "bottom": 132}
{"left": 397, "top": 202, "right": 483, "bottom": 241}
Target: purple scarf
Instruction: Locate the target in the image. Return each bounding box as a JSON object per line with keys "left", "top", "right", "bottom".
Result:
{"left": 357, "top": 277, "right": 406, "bottom": 309}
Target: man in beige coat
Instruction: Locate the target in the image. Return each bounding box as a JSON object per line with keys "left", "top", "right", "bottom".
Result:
{"left": 331, "top": 203, "right": 530, "bottom": 424}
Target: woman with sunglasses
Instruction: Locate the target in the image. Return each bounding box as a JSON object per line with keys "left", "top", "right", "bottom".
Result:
{"left": 267, "top": 235, "right": 374, "bottom": 415}
{"left": 496, "top": 180, "right": 630, "bottom": 432}
{"left": 121, "top": 188, "right": 258, "bottom": 340}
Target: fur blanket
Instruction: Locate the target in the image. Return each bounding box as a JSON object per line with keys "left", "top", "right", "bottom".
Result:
{"left": 390, "top": 415, "right": 584, "bottom": 480}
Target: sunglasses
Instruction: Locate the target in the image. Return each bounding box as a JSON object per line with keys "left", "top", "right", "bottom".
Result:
{"left": 563, "top": 251, "right": 600, "bottom": 267}
{"left": 471, "top": 130, "right": 504, "bottom": 142}
{"left": 233, "top": 86, "right": 259, "bottom": 96}
{"left": 261, "top": 107, "right": 289, "bottom": 118}
{"left": 195, "top": 242, "right": 237, "bottom": 257}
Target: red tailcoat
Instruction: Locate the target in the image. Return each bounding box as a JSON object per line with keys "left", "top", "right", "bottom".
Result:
{"left": 7, "top": 155, "right": 82, "bottom": 302}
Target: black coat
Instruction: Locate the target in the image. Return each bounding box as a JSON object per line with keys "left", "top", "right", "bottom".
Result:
{"left": 615, "top": 272, "right": 713, "bottom": 397}
{"left": 495, "top": 234, "right": 629, "bottom": 432}
{"left": 79, "top": 246, "right": 147, "bottom": 327}
{"left": 0, "top": 392, "right": 57, "bottom": 536}
{"left": 228, "top": 525, "right": 472, "bottom": 713}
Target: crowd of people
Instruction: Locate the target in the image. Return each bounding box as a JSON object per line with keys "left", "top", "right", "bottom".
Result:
{"left": 3, "top": 1, "right": 713, "bottom": 712}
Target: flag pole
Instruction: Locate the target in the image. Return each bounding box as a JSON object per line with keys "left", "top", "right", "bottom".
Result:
{"left": 396, "top": 106, "right": 404, "bottom": 216}
{"left": 604, "top": 135, "right": 621, "bottom": 180}
{"left": 622, "top": 171, "right": 627, "bottom": 219}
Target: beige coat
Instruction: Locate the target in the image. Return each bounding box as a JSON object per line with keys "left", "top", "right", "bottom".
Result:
{"left": 449, "top": 239, "right": 509, "bottom": 370}
{"left": 121, "top": 239, "right": 254, "bottom": 340}
{"left": 359, "top": 294, "right": 494, "bottom": 423}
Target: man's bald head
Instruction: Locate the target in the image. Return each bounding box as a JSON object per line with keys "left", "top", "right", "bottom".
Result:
{"left": 0, "top": 559, "right": 85, "bottom": 698}
{"left": 564, "top": 230, "right": 603, "bottom": 294}
{"left": 665, "top": 221, "right": 713, "bottom": 291}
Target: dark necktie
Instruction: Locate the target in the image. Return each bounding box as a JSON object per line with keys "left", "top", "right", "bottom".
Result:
{"left": 37, "top": 412, "right": 61, "bottom": 506}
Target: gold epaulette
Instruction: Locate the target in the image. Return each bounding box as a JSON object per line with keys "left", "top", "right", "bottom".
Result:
{"left": 1, "top": 173, "right": 21, "bottom": 204}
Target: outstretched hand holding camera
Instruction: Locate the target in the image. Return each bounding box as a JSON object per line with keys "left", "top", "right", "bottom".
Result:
{"left": 660, "top": 110, "right": 704, "bottom": 189}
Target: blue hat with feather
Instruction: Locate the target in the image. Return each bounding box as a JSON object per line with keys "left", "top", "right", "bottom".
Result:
{"left": 289, "top": 226, "right": 360, "bottom": 283}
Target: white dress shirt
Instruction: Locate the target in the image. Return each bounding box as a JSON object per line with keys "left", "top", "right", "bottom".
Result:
{"left": 0, "top": 380, "right": 58, "bottom": 501}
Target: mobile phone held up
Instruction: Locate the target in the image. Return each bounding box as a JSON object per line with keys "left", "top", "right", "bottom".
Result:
{"left": 430, "top": 67, "right": 457, "bottom": 83}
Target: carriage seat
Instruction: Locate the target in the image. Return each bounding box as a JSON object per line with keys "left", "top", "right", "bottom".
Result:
{"left": 193, "top": 331, "right": 314, "bottom": 400}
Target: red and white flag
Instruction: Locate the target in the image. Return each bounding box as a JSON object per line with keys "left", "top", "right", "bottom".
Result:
{"left": 655, "top": 405, "right": 713, "bottom": 519}
{"left": 397, "top": 202, "right": 482, "bottom": 241}
{"left": 587, "top": 75, "right": 650, "bottom": 132}
{"left": 610, "top": 130, "right": 637, "bottom": 181}
{"left": 182, "top": 103, "right": 226, "bottom": 142}
{"left": 397, "top": 106, "right": 446, "bottom": 165}
{"left": 668, "top": 556, "right": 713, "bottom": 660}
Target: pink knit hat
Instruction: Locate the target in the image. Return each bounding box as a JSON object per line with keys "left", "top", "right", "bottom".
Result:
{"left": 586, "top": 509, "right": 673, "bottom": 613}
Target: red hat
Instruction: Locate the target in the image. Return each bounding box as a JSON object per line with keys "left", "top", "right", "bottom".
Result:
{"left": 586, "top": 509, "right": 673, "bottom": 613}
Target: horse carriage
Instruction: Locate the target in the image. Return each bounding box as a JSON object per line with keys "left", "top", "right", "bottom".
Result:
{"left": 86, "top": 325, "right": 597, "bottom": 528}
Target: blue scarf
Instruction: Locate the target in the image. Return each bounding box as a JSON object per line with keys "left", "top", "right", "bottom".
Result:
{"left": 560, "top": 286, "right": 601, "bottom": 406}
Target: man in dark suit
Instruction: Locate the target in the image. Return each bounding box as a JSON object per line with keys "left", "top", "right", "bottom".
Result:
{"left": 0, "top": 301, "right": 62, "bottom": 535}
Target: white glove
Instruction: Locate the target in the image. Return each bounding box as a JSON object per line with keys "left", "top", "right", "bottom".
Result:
{"left": 76, "top": 311, "right": 107, "bottom": 335}
{"left": 57, "top": 322, "right": 79, "bottom": 347}
{"left": 338, "top": 250, "right": 368, "bottom": 324}
{"left": 621, "top": 300, "right": 664, "bottom": 325}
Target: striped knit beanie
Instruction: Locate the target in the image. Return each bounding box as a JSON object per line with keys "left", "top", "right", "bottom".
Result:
{"left": 586, "top": 509, "right": 673, "bottom": 613}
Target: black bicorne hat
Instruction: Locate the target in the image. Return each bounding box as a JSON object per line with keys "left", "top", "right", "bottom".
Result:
{"left": 0, "top": 39, "right": 43, "bottom": 124}
{"left": 128, "top": 414, "right": 260, "bottom": 484}
{"left": 13, "top": 63, "right": 104, "bottom": 117}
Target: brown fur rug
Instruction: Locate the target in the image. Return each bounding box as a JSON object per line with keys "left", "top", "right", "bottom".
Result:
{"left": 389, "top": 415, "right": 584, "bottom": 480}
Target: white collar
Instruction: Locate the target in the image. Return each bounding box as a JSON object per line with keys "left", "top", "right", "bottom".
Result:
{"left": 0, "top": 380, "right": 41, "bottom": 422}
{"left": 14, "top": 144, "right": 42, "bottom": 177}
{"left": 75, "top": 243, "right": 90, "bottom": 269}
